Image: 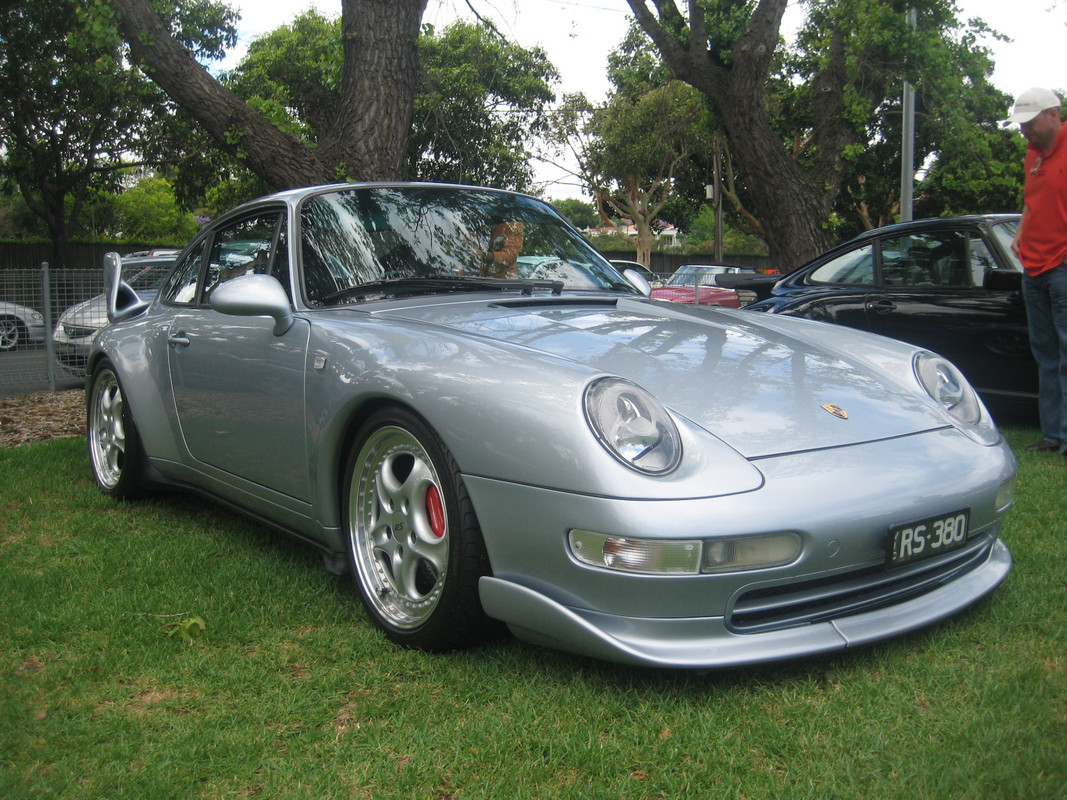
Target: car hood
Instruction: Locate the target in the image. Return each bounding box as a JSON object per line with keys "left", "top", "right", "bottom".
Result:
{"left": 58, "top": 295, "right": 107, "bottom": 328}
{"left": 372, "top": 294, "right": 949, "bottom": 459}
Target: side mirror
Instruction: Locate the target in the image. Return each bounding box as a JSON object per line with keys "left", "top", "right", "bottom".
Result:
{"left": 104, "top": 251, "right": 150, "bottom": 323}
{"left": 984, "top": 269, "right": 1022, "bottom": 292}
{"left": 623, "top": 268, "right": 652, "bottom": 296}
{"left": 209, "top": 274, "right": 294, "bottom": 336}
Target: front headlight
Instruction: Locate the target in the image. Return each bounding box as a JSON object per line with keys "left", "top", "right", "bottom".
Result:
{"left": 584, "top": 377, "right": 682, "bottom": 474}
{"left": 914, "top": 352, "right": 999, "bottom": 445}
{"left": 915, "top": 352, "right": 980, "bottom": 423}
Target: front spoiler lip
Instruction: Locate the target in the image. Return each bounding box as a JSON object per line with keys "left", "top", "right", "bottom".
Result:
{"left": 478, "top": 538, "right": 1011, "bottom": 669}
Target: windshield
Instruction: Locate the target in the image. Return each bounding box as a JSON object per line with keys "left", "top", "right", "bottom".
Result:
{"left": 299, "top": 186, "right": 633, "bottom": 306}
{"left": 123, "top": 260, "right": 176, "bottom": 292}
{"left": 666, "top": 265, "right": 740, "bottom": 287}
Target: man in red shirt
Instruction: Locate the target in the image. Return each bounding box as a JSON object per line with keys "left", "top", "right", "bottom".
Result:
{"left": 1008, "top": 88, "right": 1067, "bottom": 455}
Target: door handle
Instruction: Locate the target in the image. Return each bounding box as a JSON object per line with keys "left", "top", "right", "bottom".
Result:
{"left": 168, "top": 331, "right": 190, "bottom": 348}
{"left": 868, "top": 299, "right": 896, "bottom": 314}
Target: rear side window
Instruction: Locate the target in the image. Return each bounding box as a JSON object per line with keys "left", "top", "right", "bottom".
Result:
{"left": 809, "top": 245, "right": 874, "bottom": 285}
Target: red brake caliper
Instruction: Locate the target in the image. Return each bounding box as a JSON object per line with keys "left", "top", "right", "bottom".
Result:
{"left": 425, "top": 484, "right": 446, "bottom": 538}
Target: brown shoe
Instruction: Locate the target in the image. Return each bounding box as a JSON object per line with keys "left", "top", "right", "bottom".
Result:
{"left": 1026, "top": 439, "right": 1061, "bottom": 452}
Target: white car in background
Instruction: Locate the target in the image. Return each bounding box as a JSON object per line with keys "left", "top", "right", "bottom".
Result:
{"left": 0, "top": 300, "right": 46, "bottom": 351}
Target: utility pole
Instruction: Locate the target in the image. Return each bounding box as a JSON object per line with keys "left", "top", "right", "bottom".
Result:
{"left": 713, "top": 149, "right": 723, "bottom": 262}
{"left": 900, "top": 8, "right": 917, "bottom": 222}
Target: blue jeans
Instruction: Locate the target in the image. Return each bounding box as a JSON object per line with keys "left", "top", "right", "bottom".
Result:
{"left": 1023, "top": 261, "right": 1067, "bottom": 451}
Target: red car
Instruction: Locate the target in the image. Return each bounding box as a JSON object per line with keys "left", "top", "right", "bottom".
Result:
{"left": 650, "top": 264, "right": 745, "bottom": 307}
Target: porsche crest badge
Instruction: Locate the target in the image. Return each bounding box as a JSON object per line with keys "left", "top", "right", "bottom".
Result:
{"left": 821, "top": 403, "right": 849, "bottom": 419}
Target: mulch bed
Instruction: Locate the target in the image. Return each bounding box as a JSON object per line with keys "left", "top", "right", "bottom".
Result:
{"left": 0, "top": 390, "right": 85, "bottom": 447}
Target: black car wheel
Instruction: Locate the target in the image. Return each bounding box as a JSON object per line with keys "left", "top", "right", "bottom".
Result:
{"left": 87, "top": 361, "right": 146, "bottom": 498}
{"left": 343, "top": 407, "right": 498, "bottom": 651}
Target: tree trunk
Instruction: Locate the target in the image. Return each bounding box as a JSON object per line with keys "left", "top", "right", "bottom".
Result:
{"left": 625, "top": 0, "right": 845, "bottom": 270}
{"left": 15, "top": 166, "right": 69, "bottom": 269}
{"left": 108, "top": 0, "right": 427, "bottom": 190}
{"left": 323, "top": 0, "right": 427, "bottom": 179}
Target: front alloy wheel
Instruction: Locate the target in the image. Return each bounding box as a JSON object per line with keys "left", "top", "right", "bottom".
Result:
{"left": 344, "top": 408, "right": 496, "bottom": 651}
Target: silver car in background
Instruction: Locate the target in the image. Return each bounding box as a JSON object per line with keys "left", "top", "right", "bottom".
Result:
{"left": 86, "top": 183, "right": 1015, "bottom": 669}
{"left": 0, "top": 300, "right": 46, "bottom": 351}
{"left": 52, "top": 255, "right": 176, "bottom": 375}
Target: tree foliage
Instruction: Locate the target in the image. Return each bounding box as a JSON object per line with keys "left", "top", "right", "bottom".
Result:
{"left": 223, "top": 9, "right": 342, "bottom": 143}
{"left": 586, "top": 81, "right": 715, "bottom": 266}
{"left": 624, "top": 0, "right": 1017, "bottom": 269}
{"left": 545, "top": 20, "right": 717, "bottom": 267}
{"left": 221, "top": 11, "right": 558, "bottom": 192}
{"left": 113, "top": 175, "right": 200, "bottom": 243}
{"left": 782, "top": 1, "right": 1023, "bottom": 237}
{"left": 98, "top": 0, "right": 427, "bottom": 190}
{"left": 551, "top": 198, "right": 599, "bottom": 229}
{"left": 546, "top": 22, "right": 750, "bottom": 265}
{"left": 409, "top": 22, "right": 557, "bottom": 189}
{"left": 0, "top": 0, "right": 215, "bottom": 265}
{"left": 119, "top": 6, "right": 557, "bottom": 213}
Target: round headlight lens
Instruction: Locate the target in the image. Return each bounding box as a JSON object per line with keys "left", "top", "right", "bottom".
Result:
{"left": 914, "top": 352, "right": 1001, "bottom": 445}
{"left": 914, "top": 352, "right": 981, "bottom": 425}
{"left": 584, "top": 378, "right": 682, "bottom": 474}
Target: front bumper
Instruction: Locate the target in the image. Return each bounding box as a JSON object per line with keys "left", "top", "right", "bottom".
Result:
{"left": 466, "top": 427, "right": 1016, "bottom": 668}
{"left": 52, "top": 341, "right": 90, "bottom": 375}
{"left": 480, "top": 537, "right": 1010, "bottom": 668}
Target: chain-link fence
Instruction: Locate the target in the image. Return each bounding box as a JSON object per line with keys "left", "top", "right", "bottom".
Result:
{"left": 0, "top": 264, "right": 103, "bottom": 396}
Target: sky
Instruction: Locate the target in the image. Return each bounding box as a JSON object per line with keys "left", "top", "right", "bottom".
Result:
{"left": 228, "top": 0, "right": 1066, "bottom": 101}
{"left": 224, "top": 0, "right": 1066, "bottom": 196}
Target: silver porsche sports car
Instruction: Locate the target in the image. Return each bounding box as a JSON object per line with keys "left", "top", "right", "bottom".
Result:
{"left": 87, "top": 183, "right": 1016, "bottom": 669}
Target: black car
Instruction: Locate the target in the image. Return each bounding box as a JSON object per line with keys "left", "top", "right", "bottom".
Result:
{"left": 742, "top": 215, "right": 1034, "bottom": 409}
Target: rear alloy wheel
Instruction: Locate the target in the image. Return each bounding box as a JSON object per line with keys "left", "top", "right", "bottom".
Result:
{"left": 87, "top": 361, "right": 145, "bottom": 498}
{"left": 344, "top": 408, "right": 497, "bottom": 651}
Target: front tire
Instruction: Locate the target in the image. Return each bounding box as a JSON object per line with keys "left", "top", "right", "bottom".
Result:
{"left": 87, "top": 361, "right": 146, "bottom": 499}
{"left": 343, "top": 407, "right": 498, "bottom": 651}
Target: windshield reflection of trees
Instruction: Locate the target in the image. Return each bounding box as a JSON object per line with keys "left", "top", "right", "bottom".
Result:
{"left": 300, "top": 187, "right": 627, "bottom": 305}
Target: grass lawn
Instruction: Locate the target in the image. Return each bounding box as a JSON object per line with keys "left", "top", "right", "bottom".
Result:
{"left": 1, "top": 424, "right": 1064, "bottom": 799}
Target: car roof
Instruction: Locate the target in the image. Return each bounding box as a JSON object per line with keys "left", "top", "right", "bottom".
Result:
{"left": 222, "top": 181, "right": 532, "bottom": 216}
{"left": 841, "top": 214, "right": 1020, "bottom": 245}
{"left": 120, "top": 254, "right": 179, "bottom": 268}
{"left": 790, "top": 214, "right": 1022, "bottom": 273}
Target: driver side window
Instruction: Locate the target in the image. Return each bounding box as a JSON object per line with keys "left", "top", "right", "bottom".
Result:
{"left": 205, "top": 213, "right": 285, "bottom": 300}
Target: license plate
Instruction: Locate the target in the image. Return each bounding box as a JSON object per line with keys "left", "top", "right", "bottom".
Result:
{"left": 887, "top": 509, "right": 970, "bottom": 567}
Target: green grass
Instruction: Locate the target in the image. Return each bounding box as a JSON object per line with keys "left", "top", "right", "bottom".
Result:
{"left": 1, "top": 427, "right": 1065, "bottom": 800}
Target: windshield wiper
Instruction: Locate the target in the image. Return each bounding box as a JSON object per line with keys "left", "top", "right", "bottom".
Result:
{"left": 320, "top": 276, "right": 564, "bottom": 305}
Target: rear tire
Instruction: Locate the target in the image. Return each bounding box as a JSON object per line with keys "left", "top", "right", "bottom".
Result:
{"left": 343, "top": 407, "right": 499, "bottom": 651}
{"left": 87, "top": 361, "right": 146, "bottom": 499}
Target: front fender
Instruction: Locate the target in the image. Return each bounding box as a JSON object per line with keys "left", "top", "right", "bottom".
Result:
{"left": 303, "top": 319, "right": 763, "bottom": 533}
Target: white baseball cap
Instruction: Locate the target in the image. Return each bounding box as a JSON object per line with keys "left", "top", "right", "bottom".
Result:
{"left": 1005, "top": 87, "right": 1062, "bottom": 124}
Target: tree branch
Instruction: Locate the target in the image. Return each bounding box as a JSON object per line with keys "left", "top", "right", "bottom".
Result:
{"left": 108, "top": 0, "right": 333, "bottom": 189}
